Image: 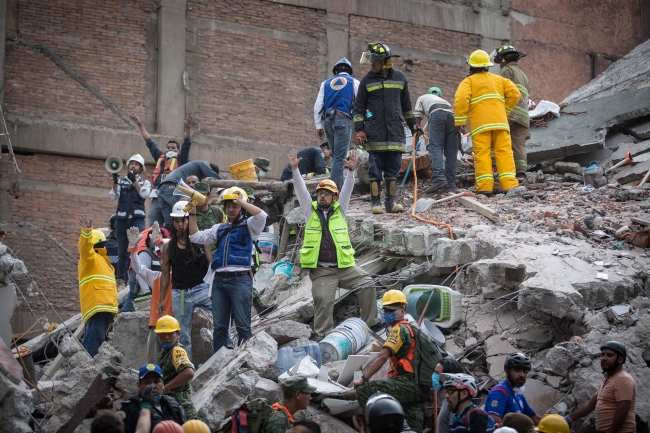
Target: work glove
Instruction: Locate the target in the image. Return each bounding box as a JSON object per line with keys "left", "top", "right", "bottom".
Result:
{"left": 149, "top": 221, "right": 163, "bottom": 246}
{"left": 127, "top": 227, "right": 142, "bottom": 252}
{"left": 127, "top": 170, "right": 137, "bottom": 182}
{"left": 112, "top": 172, "right": 119, "bottom": 184}
{"left": 140, "top": 384, "right": 156, "bottom": 411}
{"left": 356, "top": 131, "right": 367, "bottom": 147}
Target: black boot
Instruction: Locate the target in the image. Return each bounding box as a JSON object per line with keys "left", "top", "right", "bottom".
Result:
{"left": 370, "top": 178, "right": 384, "bottom": 214}
{"left": 253, "top": 295, "right": 276, "bottom": 316}
{"left": 384, "top": 177, "right": 403, "bottom": 213}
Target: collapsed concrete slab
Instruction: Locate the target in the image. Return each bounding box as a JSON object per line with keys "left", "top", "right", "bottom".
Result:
{"left": 295, "top": 406, "right": 358, "bottom": 433}
{"left": 108, "top": 311, "right": 150, "bottom": 369}
{"left": 264, "top": 320, "right": 312, "bottom": 345}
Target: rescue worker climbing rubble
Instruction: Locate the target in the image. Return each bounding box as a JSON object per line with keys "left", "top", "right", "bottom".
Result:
{"left": 495, "top": 45, "right": 530, "bottom": 180}
{"left": 353, "top": 290, "right": 429, "bottom": 433}
{"left": 154, "top": 315, "right": 197, "bottom": 420}
{"left": 454, "top": 49, "right": 521, "bottom": 194}
{"left": 353, "top": 42, "right": 419, "bottom": 214}
{"left": 77, "top": 214, "right": 119, "bottom": 357}
{"left": 289, "top": 148, "right": 380, "bottom": 338}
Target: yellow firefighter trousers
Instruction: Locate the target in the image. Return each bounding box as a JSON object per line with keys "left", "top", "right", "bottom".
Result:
{"left": 473, "top": 129, "right": 519, "bottom": 192}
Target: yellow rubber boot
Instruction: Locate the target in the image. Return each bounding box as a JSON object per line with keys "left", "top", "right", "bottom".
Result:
{"left": 384, "top": 178, "right": 403, "bottom": 213}
{"left": 370, "top": 179, "right": 384, "bottom": 214}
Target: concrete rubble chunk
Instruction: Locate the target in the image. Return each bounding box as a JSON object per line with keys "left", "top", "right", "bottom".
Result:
{"left": 624, "top": 115, "right": 650, "bottom": 140}
{"left": 555, "top": 162, "right": 583, "bottom": 175}
{"left": 58, "top": 334, "right": 84, "bottom": 358}
{"left": 191, "top": 309, "right": 214, "bottom": 367}
{"left": 459, "top": 254, "right": 527, "bottom": 295}
{"left": 512, "top": 328, "right": 553, "bottom": 351}
{"left": 575, "top": 281, "right": 638, "bottom": 310}
{"left": 263, "top": 320, "right": 312, "bottom": 345}
{"left": 0, "top": 338, "right": 33, "bottom": 433}
{"left": 523, "top": 378, "right": 558, "bottom": 415}
{"left": 260, "top": 273, "right": 291, "bottom": 305}
{"left": 544, "top": 346, "right": 574, "bottom": 376}
{"left": 610, "top": 140, "right": 650, "bottom": 163}
{"left": 586, "top": 312, "right": 610, "bottom": 332}
{"left": 250, "top": 377, "right": 283, "bottom": 403}
{"left": 295, "top": 406, "right": 358, "bottom": 433}
{"left": 108, "top": 311, "right": 150, "bottom": 369}
{"left": 614, "top": 159, "right": 650, "bottom": 184}
{"left": 485, "top": 335, "right": 517, "bottom": 357}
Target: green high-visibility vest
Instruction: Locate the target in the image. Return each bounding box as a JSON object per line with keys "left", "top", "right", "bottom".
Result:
{"left": 300, "top": 201, "right": 355, "bottom": 269}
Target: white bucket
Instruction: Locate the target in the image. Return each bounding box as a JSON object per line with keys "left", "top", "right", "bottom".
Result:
{"left": 319, "top": 318, "right": 369, "bottom": 363}
{"left": 258, "top": 232, "right": 279, "bottom": 264}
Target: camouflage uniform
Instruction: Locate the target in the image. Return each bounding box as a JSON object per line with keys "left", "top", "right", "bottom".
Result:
{"left": 159, "top": 342, "right": 197, "bottom": 420}
{"left": 262, "top": 375, "right": 316, "bottom": 433}
{"left": 195, "top": 206, "right": 225, "bottom": 253}
{"left": 356, "top": 323, "right": 430, "bottom": 433}
{"left": 261, "top": 409, "right": 291, "bottom": 433}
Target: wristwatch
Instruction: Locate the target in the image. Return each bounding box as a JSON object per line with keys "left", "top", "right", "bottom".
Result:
{"left": 361, "top": 375, "right": 368, "bottom": 383}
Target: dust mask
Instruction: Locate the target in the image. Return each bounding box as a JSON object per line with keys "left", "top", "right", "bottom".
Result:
{"left": 166, "top": 151, "right": 177, "bottom": 158}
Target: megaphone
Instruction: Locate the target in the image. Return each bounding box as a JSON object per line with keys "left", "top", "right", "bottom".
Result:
{"left": 105, "top": 156, "right": 123, "bottom": 173}
{"left": 173, "top": 179, "right": 206, "bottom": 211}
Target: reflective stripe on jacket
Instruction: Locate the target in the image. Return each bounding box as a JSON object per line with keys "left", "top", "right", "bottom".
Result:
{"left": 116, "top": 177, "right": 147, "bottom": 220}
{"left": 499, "top": 62, "right": 530, "bottom": 128}
{"left": 78, "top": 229, "right": 118, "bottom": 323}
{"left": 300, "top": 201, "right": 355, "bottom": 269}
{"left": 453, "top": 71, "right": 520, "bottom": 136}
{"left": 388, "top": 320, "right": 416, "bottom": 377}
{"left": 152, "top": 154, "right": 178, "bottom": 187}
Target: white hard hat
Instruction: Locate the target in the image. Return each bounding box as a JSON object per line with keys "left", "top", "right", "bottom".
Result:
{"left": 170, "top": 200, "right": 189, "bottom": 218}
{"left": 127, "top": 154, "right": 146, "bottom": 172}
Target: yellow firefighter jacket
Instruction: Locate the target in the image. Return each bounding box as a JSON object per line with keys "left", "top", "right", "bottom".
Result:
{"left": 454, "top": 71, "right": 520, "bottom": 136}
{"left": 78, "top": 229, "right": 119, "bottom": 323}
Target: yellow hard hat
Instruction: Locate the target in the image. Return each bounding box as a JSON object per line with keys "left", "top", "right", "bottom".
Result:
{"left": 381, "top": 290, "right": 408, "bottom": 307}
{"left": 467, "top": 50, "right": 493, "bottom": 68}
{"left": 154, "top": 315, "right": 181, "bottom": 333}
{"left": 535, "top": 414, "right": 570, "bottom": 433}
{"left": 221, "top": 186, "right": 248, "bottom": 202}
{"left": 316, "top": 179, "right": 339, "bottom": 195}
{"left": 91, "top": 229, "right": 106, "bottom": 245}
{"left": 182, "top": 420, "right": 211, "bottom": 433}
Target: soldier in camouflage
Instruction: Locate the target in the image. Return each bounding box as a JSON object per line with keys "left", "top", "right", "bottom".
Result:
{"left": 154, "top": 315, "right": 198, "bottom": 420}
{"left": 193, "top": 182, "right": 225, "bottom": 254}
{"left": 353, "top": 290, "right": 430, "bottom": 433}
{"left": 262, "top": 375, "right": 315, "bottom": 433}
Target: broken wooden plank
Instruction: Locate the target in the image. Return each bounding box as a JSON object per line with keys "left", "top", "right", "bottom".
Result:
{"left": 458, "top": 197, "right": 500, "bottom": 222}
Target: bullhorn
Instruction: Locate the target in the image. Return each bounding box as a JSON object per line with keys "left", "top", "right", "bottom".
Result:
{"left": 105, "top": 156, "right": 123, "bottom": 173}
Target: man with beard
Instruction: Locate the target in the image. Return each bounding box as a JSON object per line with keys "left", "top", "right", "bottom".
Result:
{"left": 484, "top": 353, "right": 540, "bottom": 425}
{"left": 565, "top": 341, "right": 636, "bottom": 433}
{"left": 157, "top": 201, "right": 212, "bottom": 361}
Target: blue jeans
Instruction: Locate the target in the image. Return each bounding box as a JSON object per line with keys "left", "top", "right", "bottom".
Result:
{"left": 427, "top": 111, "right": 458, "bottom": 188}
{"left": 119, "top": 270, "right": 138, "bottom": 313}
{"left": 82, "top": 312, "right": 113, "bottom": 357}
{"left": 324, "top": 115, "right": 352, "bottom": 189}
{"left": 211, "top": 273, "right": 253, "bottom": 353}
{"left": 148, "top": 196, "right": 165, "bottom": 228}
{"left": 114, "top": 218, "right": 145, "bottom": 283}
{"left": 172, "top": 283, "right": 213, "bottom": 361}
{"left": 157, "top": 184, "right": 181, "bottom": 229}
{"left": 368, "top": 151, "right": 402, "bottom": 180}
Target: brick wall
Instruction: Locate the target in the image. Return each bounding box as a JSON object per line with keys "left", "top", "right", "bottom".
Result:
{"left": 189, "top": 0, "right": 326, "bottom": 147}
{"left": 349, "top": 15, "right": 480, "bottom": 105}
{"left": 511, "top": 0, "right": 645, "bottom": 102}
{"left": 4, "top": 0, "right": 156, "bottom": 129}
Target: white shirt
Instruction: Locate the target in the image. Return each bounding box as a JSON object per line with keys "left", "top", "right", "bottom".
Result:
{"left": 188, "top": 211, "right": 268, "bottom": 286}
{"left": 413, "top": 94, "right": 452, "bottom": 120}
{"left": 109, "top": 176, "right": 151, "bottom": 200}
{"left": 313, "top": 72, "right": 360, "bottom": 130}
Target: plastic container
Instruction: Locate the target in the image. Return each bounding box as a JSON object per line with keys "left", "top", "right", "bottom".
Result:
{"left": 273, "top": 261, "right": 293, "bottom": 279}
{"left": 276, "top": 343, "right": 322, "bottom": 374}
{"left": 12, "top": 349, "right": 37, "bottom": 388}
{"left": 229, "top": 159, "right": 258, "bottom": 181}
{"left": 403, "top": 285, "right": 463, "bottom": 328}
{"left": 405, "top": 290, "right": 441, "bottom": 322}
{"left": 258, "top": 233, "right": 279, "bottom": 264}
{"left": 319, "top": 318, "right": 369, "bottom": 363}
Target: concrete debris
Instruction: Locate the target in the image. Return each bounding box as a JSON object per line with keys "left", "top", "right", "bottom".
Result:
{"left": 264, "top": 320, "right": 313, "bottom": 345}
{"left": 611, "top": 140, "right": 650, "bottom": 163}
{"left": 108, "top": 311, "right": 150, "bottom": 369}
{"left": 615, "top": 159, "right": 650, "bottom": 184}
{"left": 191, "top": 309, "right": 215, "bottom": 367}
{"left": 294, "top": 405, "right": 358, "bottom": 433}
{"left": 250, "top": 377, "right": 283, "bottom": 403}
{"left": 555, "top": 161, "right": 584, "bottom": 175}
{"left": 0, "top": 338, "right": 33, "bottom": 433}
{"left": 544, "top": 346, "right": 575, "bottom": 376}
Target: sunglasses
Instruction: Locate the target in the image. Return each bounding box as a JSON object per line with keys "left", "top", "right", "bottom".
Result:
{"left": 382, "top": 307, "right": 400, "bottom": 313}
{"left": 445, "top": 388, "right": 458, "bottom": 395}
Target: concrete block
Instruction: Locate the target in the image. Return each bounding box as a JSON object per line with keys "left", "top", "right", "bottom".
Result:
{"left": 250, "top": 377, "right": 283, "bottom": 403}
{"left": 294, "top": 406, "right": 357, "bottom": 433}
{"left": 382, "top": 226, "right": 406, "bottom": 254}
{"left": 485, "top": 335, "right": 517, "bottom": 357}
{"left": 523, "top": 378, "right": 558, "bottom": 416}
{"left": 263, "top": 320, "right": 312, "bottom": 345}
{"left": 614, "top": 159, "right": 650, "bottom": 184}
{"left": 611, "top": 140, "right": 650, "bottom": 163}
{"left": 108, "top": 311, "right": 150, "bottom": 369}
{"left": 430, "top": 238, "right": 501, "bottom": 268}
{"left": 575, "top": 281, "right": 638, "bottom": 310}
{"left": 624, "top": 116, "right": 650, "bottom": 140}
{"left": 58, "top": 334, "right": 84, "bottom": 358}
{"left": 512, "top": 328, "right": 553, "bottom": 351}
{"left": 555, "top": 162, "right": 584, "bottom": 175}
{"left": 544, "top": 346, "right": 574, "bottom": 376}
{"left": 462, "top": 256, "right": 527, "bottom": 295}
{"left": 486, "top": 355, "right": 506, "bottom": 381}
{"left": 0, "top": 365, "right": 33, "bottom": 433}
{"left": 260, "top": 273, "right": 291, "bottom": 305}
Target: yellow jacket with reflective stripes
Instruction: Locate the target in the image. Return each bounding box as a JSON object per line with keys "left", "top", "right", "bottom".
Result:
{"left": 453, "top": 71, "right": 520, "bottom": 136}
{"left": 499, "top": 62, "right": 530, "bottom": 128}
{"left": 78, "top": 229, "right": 118, "bottom": 323}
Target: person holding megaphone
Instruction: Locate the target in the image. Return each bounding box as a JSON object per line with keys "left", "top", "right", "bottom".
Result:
{"left": 110, "top": 153, "right": 151, "bottom": 289}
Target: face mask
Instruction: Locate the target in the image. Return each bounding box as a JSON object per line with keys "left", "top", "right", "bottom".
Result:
{"left": 160, "top": 342, "right": 175, "bottom": 350}
{"left": 383, "top": 312, "right": 398, "bottom": 326}
{"left": 155, "top": 394, "right": 162, "bottom": 402}
{"left": 432, "top": 373, "right": 442, "bottom": 392}
{"left": 166, "top": 151, "right": 177, "bottom": 158}
{"left": 513, "top": 385, "right": 525, "bottom": 394}
{"left": 258, "top": 171, "right": 267, "bottom": 178}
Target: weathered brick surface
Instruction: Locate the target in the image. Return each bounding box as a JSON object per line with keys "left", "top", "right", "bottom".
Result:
{"left": 4, "top": 0, "right": 156, "bottom": 128}
{"left": 511, "top": 0, "right": 644, "bottom": 102}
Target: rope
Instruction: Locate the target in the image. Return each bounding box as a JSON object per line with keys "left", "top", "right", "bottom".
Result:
{"left": 409, "top": 131, "right": 458, "bottom": 273}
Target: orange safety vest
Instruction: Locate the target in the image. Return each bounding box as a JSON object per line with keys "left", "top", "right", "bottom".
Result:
{"left": 152, "top": 154, "right": 178, "bottom": 185}
{"left": 271, "top": 403, "right": 294, "bottom": 423}
{"left": 388, "top": 320, "right": 416, "bottom": 378}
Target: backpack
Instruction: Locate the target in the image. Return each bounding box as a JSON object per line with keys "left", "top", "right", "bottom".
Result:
{"left": 409, "top": 322, "right": 447, "bottom": 389}
{"left": 463, "top": 407, "right": 496, "bottom": 433}
{"left": 216, "top": 398, "right": 273, "bottom": 433}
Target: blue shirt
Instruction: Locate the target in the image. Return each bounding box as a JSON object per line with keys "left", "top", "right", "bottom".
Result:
{"left": 484, "top": 380, "right": 536, "bottom": 418}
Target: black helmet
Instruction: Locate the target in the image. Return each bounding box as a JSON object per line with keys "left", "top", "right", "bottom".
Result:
{"left": 366, "top": 393, "right": 405, "bottom": 433}
{"left": 494, "top": 45, "right": 526, "bottom": 64}
{"left": 504, "top": 352, "right": 531, "bottom": 371}
{"left": 600, "top": 341, "right": 627, "bottom": 364}
{"left": 109, "top": 214, "right": 117, "bottom": 231}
